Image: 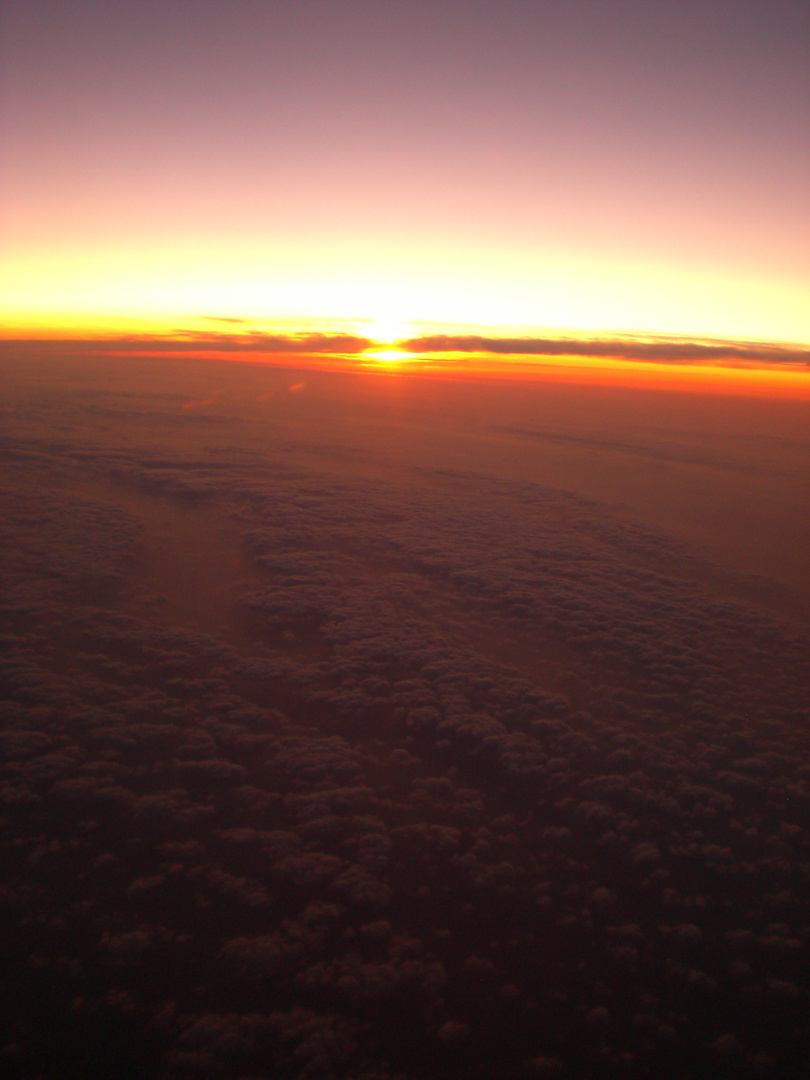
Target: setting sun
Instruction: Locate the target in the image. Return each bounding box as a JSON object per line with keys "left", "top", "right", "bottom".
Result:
{"left": 363, "top": 348, "right": 415, "bottom": 364}
{"left": 363, "top": 316, "right": 415, "bottom": 346}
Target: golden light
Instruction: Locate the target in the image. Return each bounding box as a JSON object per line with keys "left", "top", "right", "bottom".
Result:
{"left": 2, "top": 232, "right": 808, "bottom": 348}
{"left": 363, "top": 314, "right": 415, "bottom": 345}
{"left": 364, "top": 348, "right": 414, "bottom": 363}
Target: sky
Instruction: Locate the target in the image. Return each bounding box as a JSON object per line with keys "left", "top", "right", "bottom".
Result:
{"left": 1, "top": 0, "right": 808, "bottom": 348}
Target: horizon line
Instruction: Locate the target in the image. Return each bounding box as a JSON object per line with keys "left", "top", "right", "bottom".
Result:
{"left": 1, "top": 328, "right": 808, "bottom": 368}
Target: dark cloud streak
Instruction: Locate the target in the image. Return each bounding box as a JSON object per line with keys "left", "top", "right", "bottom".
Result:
{"left": 401, "top": 334, "right": 810, "bottom": 366}
{"left": 0, "top": 332, "right": 373, "bottom": 355}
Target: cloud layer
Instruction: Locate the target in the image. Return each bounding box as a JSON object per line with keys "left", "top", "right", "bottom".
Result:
{"left": 1, "top": 351, "right": 808, "bottom": 1079}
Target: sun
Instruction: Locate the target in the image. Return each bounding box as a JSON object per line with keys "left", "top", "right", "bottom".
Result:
{"left": 364, "top": 315, "right": 414, "bottom": 346}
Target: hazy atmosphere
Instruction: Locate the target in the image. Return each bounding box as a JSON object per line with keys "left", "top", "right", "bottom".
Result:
{"left": 1, "top": 2, "right": 809, "bottom": 1079}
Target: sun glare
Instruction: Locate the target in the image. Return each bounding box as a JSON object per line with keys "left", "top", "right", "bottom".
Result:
{"left": 364, "top": 315, "right": 414, "bottom": 345}
{"left": 364, "top": 349, "right": 414, "bottom": 364}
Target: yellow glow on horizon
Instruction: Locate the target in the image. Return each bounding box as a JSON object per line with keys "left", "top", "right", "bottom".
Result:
{"left": 2, "top": 229, "right": 809, "bottom": 347}
{"left": 363, "top": 349, "right": 414, "bottom": 363}
{"left": 1, "top": 228, "right": 808, "bottom": 403}
{"left": 363, "top": 315, "right": 415, "bottom": 345}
